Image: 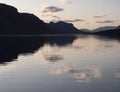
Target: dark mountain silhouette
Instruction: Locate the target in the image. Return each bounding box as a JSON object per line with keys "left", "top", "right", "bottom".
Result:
{"left": 80, "top": 26, "right": 120, "bottom": 37}
{"left": 46, "top": 21, "right": 88, "bottom": 34}
{"left": 0, "top": 3, "right": 49, "bottom": 35}
{"left": 0, "top": 3, "right": 120, "bottom": 36}
{"left": 0, "top": 3, "right": 89, "bottom": 35}
{"left": 94, "top": 28, "right": 120, "bottom": 38}
{"left": 92, "top": 26, "right": 116, "bottom": 32}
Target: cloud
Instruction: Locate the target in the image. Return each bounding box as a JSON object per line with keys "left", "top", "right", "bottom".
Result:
{"left": 60, "top": 0, "right": 73, "bottom": 4}
{"left": 64, "top": 19, "right": 85, "bottom": 23}
{"left": 41, "top": 6, "right": 64, "bottom": 13}
{"left": 93, "top": 15, "right": 106, "bottom": 18}
{"left": 42, "top": 14, "right": 61, "bottom": 20}
{"left": 96, "top": 20, "right": 115, "bottom": 23}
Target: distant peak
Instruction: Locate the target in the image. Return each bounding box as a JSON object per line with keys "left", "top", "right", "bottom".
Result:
{"left": 93, "top": 26, "right": 116, "bottom": 32}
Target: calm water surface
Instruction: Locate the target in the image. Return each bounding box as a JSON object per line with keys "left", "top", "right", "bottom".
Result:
{"left": 0, "top": 35, "right": 120, "bottom": 92}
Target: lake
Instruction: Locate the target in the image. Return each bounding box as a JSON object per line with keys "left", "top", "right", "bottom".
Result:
{"left": 0, "top": 35, "right": 120, "bottom": 92}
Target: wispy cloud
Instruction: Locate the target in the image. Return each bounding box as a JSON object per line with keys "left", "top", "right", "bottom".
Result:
{"left": 60, "top": 0, "right": 73, "bottom": 4}
{"left": 42, "top": 14, "right": 61, "bottom": 20}
{"left": 64, "top": 19, "right": 85, "bottom": 23}
{"left": 41, "top": 6, "right": 64, "bottom": 13}
{"left": 96, "top": 20, "right": 115, "bottom": 23}
{"left": 93, "top": 15, "right": 106, "bottom": 18}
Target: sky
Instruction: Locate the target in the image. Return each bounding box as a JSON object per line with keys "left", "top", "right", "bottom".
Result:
{"left": 0, "top": 0, "right": 120, "bottom": 29}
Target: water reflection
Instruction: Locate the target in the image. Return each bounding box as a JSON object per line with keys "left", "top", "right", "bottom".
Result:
{"left": 0, "top": 35, "right": 120, "bottom": 81}
{"left": 0, "top": 35, "right": 120, "bottom": 64}
{"left": 51, "top": 64, "right": 102, "bottom": 83}
{"left": 0, "top": 36, "right": 76, "bottom": 63}
{"left": 0, "top": 63, "right": 16, "bottom": 74}
{"left": 38, "top": 44, "right": 63, "bottom": 63}
{"left": 72, "top": 35, "right": 119, "bottom": 53}
{"left": 116, "top": 68, "right": 120, "bottom": 78}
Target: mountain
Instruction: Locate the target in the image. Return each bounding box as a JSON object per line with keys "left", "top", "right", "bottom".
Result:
{"left": 94, "top": 28, "right": 120, "bottom": 37}
{"left": 89, "top": 26, "right": 120, "bottom": 37}
{"left": 80, "top": 29, "right": 92, "bottom": 34}
{"left": 0, "top": 3, "right": 49, "bottom": 35}
{"left": 92, "top": 26, "right": 116, "bottom": 32}
{"left": 47, "top": 21, "right": 88, "bottom": 34}
{"left": 0, "top": 3, "right": 119, "bottom": 36}
{"left": 0, "top": 3, "right": 89, "bottom": 35}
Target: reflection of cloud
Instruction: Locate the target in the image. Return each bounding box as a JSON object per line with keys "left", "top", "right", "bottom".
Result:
{"left": 0, "top": 63, "right": 16, "bottom": 74}
{"left": 51, "top": 65, "right": 102, "bottom": 83}
{"left": 74, "top": 68, "right": 102, "bottom": 83}
{"left": 96, "top": 20, "right": 115, "bottom": 23}
{"left": 70, "top": 38, "right": 84, "bottom": 49}
{"left": 115, "top": 69, "right": 120, "bottom": 78}
{"left": 116, "top": 73, "right": 120, "bottom": 78}
{"left": 43, "top": 54, "right": 63, "bottom": 62}
{"left": 41, "top": 6, "right": 63, "bottom": 13}
{"left": 52, "top": 66, "right": 79, "bottom": 75}
{"left": 38, "top": 44, "right": 63, "bottom": 63}
{"left": 71, "top": 36, "right": 116, "bottom": 53}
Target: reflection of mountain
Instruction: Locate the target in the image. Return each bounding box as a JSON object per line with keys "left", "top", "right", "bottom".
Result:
{"left": 1, "top": 34, "right": 120, "bottom": 64}
{"left": 0, "top": 36, "right": 76, "bottom": 64}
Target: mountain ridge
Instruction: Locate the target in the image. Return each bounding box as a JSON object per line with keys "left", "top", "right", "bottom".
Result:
{"left": 0, "top": 3, "right": 49, "bottom": 35}
{"left": 0, "top": 3, "right": 120, "bottom": 36}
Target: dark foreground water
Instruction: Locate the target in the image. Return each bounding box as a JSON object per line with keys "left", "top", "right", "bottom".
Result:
{"left": 0, "top": 35, "right": 120, "bottom": 92}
